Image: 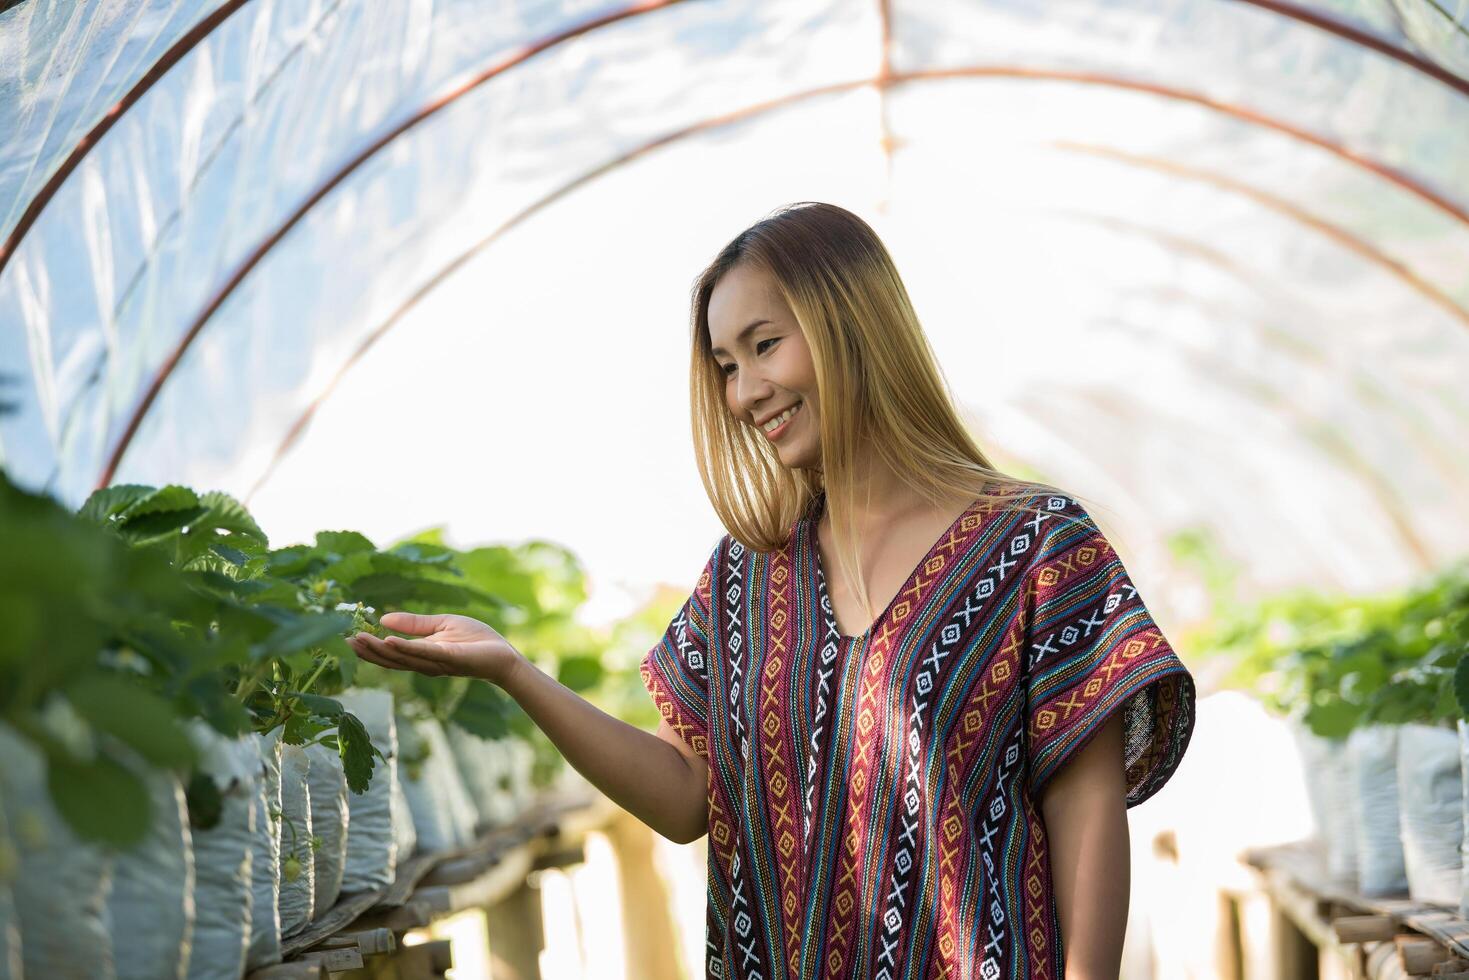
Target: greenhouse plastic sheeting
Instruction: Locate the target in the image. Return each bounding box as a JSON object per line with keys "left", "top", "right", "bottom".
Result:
{"left": 3, "top": 0, "right": 1468, "bottom": 597}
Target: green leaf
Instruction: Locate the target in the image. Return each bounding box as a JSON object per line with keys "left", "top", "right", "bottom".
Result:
{"left": 450, "top": 681, "right": 514, "bottom": 739}
{"left": 253, "top": 611, "right": 353, "bottom": 660}
{"left": 388, "top": 541, "right": 459, "bottom": 568}
{"left": 49, "top": 753, "right": 151, "bottom": 847}
{"left": 290, "top": 693, "right": 345, "bottom": 718}
{"left": 78, "top": 485, "right": 156, "bottom": 525}
{"left": 63, "top": 675, "right": 196, "bottom": 769}
{"left": 1454, "top": 656, "right": 1469, "bottom": 719}
{"left": 556, "top": 655, "right": 605, "bottom": 692}
{"left": 347, "top": 573, "right": 496, "bottom": 610}
{"left": 197, "top": 491, "right": 268, "bottom": 544}
{"left": 336, "top": 712, "right": 380, "bottom": 794}
{"left": 209, "top": 542, "right": 254, "bottom": 567}
{"left": 282, "top": 714, "right": 330, "bottom": 745}
{"left": 185, "top": 769, "right": 223, "bottom": 829}
{"left": 316, "top": 531, "right": 376, "bottom": 556}
{"left": 120, "top": 505, "right": 209, "bottom": 541}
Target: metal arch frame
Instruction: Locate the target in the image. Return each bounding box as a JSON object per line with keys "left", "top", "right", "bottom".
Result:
{"left": 0, "top": 0, "right": 258, "bottom": 276}
{"left": 100, "top": 66, "right": 1469, "bottom": 488}
{"left": 96, "top": 69, "right": 1469, "bottom": 491}
{"left": 4, "top": 0, "right": 1468, "bottom": 281}
{"left": 143, "top": 63, "right": 1469, "bottom": 499}
{"left": 1047, "top": 207, "right": 1469, "bottom": 494}
{"left": 2, "top": 0, "right": 1465, "bottom": 485}
{"left": 1051, "top": 140, "right": 1469, "bottom": 332}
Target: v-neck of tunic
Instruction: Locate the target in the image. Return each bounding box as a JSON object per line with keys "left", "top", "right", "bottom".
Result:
{"left": 806, "top": 489, "right": 985, "bottom": 644}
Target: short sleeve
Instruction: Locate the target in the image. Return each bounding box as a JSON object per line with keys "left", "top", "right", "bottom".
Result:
{"left": 639, "top": 537, "right": 722, "bottom": 764}
{"left": 1022, "top": 499, "right": 1196, "bottom": 808}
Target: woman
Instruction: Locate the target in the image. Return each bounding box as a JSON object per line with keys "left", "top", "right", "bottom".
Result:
{"left": 349, "top": 201, "right": 1196, "bottom": 980}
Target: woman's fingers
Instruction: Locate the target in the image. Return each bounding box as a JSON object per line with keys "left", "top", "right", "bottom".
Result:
{"left": 379, "top": 611, "right": 442, "bottom": 636}
{"left": 350, "top": 632, "right": 446, "bottom": 676}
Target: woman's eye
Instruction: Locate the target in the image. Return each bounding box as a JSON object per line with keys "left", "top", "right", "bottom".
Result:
{"left": 720, "top": 338, "right": 779, "bottom": 376}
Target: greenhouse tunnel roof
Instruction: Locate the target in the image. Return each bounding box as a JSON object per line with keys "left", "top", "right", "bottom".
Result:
{"left": 2, "top": 0, "right": 1467, "bottom": 621}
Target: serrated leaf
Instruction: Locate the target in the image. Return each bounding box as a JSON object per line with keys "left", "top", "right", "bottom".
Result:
{"left": 78, "top": 484, "right": 156, "bottom": 525}
{"left": 197, "top": 491, "right": 268, "bottom": 544}
{"left": 120, "top": 505, "right": 209, "bottom": 541}
{"left": 49, "top": 752, "right": 151, "bottom": 847}
{"left": 336, "top": 711, "right": 379, "bottom": 794}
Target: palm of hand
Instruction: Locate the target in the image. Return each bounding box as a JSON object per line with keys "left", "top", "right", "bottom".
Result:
{"left": 348, "top": 611, "right": 516, "bottom": 684}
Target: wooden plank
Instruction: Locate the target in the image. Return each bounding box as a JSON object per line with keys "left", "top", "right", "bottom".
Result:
{"left": 299, "top": 946, "right": 365, "bottom": 972}
{"left": 1336, "top": 916, "right": 1401, "bottom": 944}
{"left": 310, "top": 926, "right": 396, "bottom": 956}
{"left": 1399, "top": 935, "right": 1453, "bottom": 975}
{"left": 280, "top": 884, "right": 388, "bottom": 957}
{"left": 244, "top": 963, "right": 328, "bottom": 980}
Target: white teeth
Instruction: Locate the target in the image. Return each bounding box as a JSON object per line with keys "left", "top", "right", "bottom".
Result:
{"left": 762, "top": 403, "right": 800, "bottom": 433}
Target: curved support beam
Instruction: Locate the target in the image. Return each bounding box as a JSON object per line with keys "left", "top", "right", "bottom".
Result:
{"left": 96, "top": 0, "right": 691, "bottom": 488}
{"left": 1053, "top": 139, "right": 1469, "bottom": 331}
{"left": 102, "top": 67, "right": 1469, "bottom": 488}
{"left": 0, "top": 0, "right": 256, "bottom": 277}
{"left": 1232, "top": 0, "right": 1469, "bottom": 97}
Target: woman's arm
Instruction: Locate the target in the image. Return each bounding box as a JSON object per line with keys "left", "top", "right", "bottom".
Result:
{"left": 1038, "top": 712, "right": 1131, "bottom": 980}
{"left": 349, "top": 613, "right": 708, "bottom": 844}
{"left": 499, "top": 654, "right": 709, "bottom": 843}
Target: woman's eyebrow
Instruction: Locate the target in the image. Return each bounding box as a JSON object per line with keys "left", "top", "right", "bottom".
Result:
{"left": 710, "top": 318, "right": 772, "bottom": 357}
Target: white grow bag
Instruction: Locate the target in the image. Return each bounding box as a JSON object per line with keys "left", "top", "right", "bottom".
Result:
{"left": 107, "top": 758, "right": 193, "bottom": 980}
{"left": 304, "top": 742, "right": 348, "bottom": 918}
{"left": 0, "top": 721, "right": 115, "bottom": 979}
{"left": 1396, "top": 722, "right": 1462, "bottom": 907}
{"left": 1348, "top": 723, "right": 1410, "bottom": 897}
{"left": 184, "top": 723, "right": 260, "bottom": 980}
{"left": 336, "top": 689, "right": 401, "bottom": 893}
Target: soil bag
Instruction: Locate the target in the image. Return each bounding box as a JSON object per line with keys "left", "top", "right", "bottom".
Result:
{"left": 1396, "top": 722, "right": 1462, "bottom": 906}
{"left": 1348, "top": 723, "right": 1409, "bottom": 897}
{"left": 277, "top": 743, "right": 314, "bottom": 937}
{"left": 446, "top": 724, "right": 504, "bottom": 832}
{"left": 184, "top": 722, "right": 260, "bottom": 980}
{"left": 108, "top": 757, "right": 193, "bottom": 980}
{"left": 0, "top": 720, "right": 115, "bottom": 980}
{"left": 1291, "top": 720, "right": 1359, "bottom": 883}
{"left": 245, "top": 733, "right": 284, "bottom": 969}
{"left": 304, "top": 742, "right": 348, "bottom": 918}
{"left": 336, "top": 689, "right": 400, "bottom": 893}
{"left": 398, "top": 717, "right": 477, "bottom": 853}
{"left": 390, "top": 762, "right": 418, "bottom": 862}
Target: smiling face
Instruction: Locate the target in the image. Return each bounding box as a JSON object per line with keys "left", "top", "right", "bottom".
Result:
{"left": 707, "top": 263, "right": 822, "bottom": 471}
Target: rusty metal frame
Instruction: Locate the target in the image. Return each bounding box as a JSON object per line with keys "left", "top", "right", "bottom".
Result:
{"left": 100, "top": 60, "right": 1469, "bottom": 489}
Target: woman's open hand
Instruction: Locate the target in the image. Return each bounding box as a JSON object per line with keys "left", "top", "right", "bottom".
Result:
{"left": 348, "top": 612, "right": 522, "bottom": 686}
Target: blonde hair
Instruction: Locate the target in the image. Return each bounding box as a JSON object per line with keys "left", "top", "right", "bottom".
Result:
{"left": 689, "top": 201, "right": 1094, "bottom": 624}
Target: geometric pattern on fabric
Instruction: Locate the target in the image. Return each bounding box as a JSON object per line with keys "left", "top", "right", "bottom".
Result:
{"left": 640, "top": 490, "right": 1197, "bottom": 979}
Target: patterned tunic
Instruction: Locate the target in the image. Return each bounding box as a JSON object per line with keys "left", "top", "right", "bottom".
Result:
{"left": 640, "top": 489, "right": 1196, "bottom": 980}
